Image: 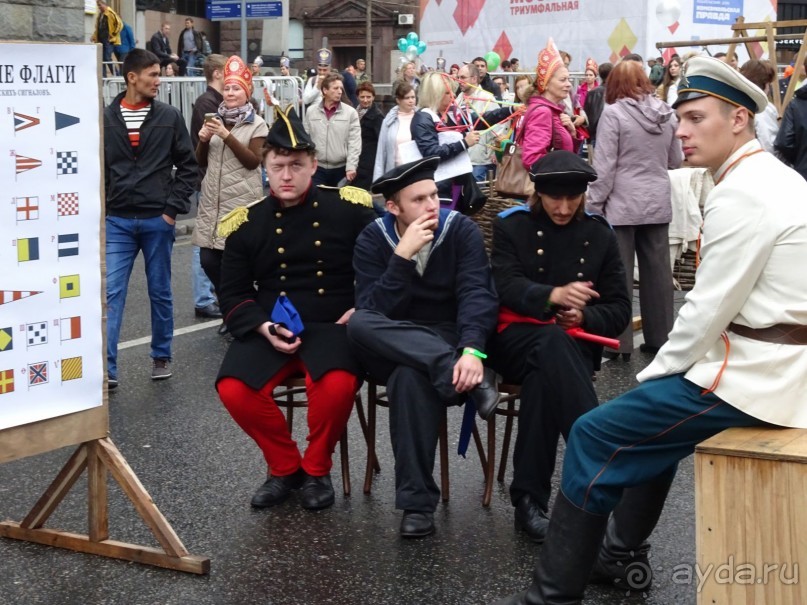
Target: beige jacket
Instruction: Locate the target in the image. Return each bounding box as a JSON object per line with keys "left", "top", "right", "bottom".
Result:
{"left": 303, "top": 102, "right": 362, "bottom": 170}
{"left": 193, "top": 115, "right": 269, "bottom": 250}
{"left": 638, "top": 140, "right": 807, "bottom": 428}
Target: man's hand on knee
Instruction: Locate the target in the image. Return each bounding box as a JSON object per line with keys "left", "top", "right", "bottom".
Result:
{"left": 452, "top": 354, "right": 483, "bottom": 393}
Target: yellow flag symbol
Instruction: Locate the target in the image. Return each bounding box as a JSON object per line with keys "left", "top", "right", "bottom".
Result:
{"left": 61, "top": 356, "right": 82, "bottom": 381}
{"left": 59, "top": 274, "right": 80, "bottom": 299}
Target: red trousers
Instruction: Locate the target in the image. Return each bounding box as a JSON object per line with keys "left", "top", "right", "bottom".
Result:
{"left": 217, "top": 358, "right": 359, "bottom": 477}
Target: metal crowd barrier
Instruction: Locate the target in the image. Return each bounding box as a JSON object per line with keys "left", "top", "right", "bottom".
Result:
{"left": 102, "top": 76, "right": 305, "bottom": 132}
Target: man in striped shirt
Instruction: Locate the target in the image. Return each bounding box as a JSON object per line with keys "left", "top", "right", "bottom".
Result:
{"left": 103, "top": 48, "right": 197, "bottom": 389}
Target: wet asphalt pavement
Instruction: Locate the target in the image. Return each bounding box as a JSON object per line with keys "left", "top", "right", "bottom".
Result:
{"left": 0, "top": 233, "right": 697, "bottom": 605}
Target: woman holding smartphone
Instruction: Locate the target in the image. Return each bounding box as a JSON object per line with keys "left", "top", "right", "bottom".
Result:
{"left": 194, "top": 55, "right": 268, "bottom": 292}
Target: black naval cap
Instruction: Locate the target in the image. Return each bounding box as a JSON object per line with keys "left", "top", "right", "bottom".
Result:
{"left": 529, "top": 150, "right": 598, "bottom": 196}
{"left": 265, "top": 106, "right": 315, "bottom": 151}
{"left": 371, "top": 156, "right": 440, "bottom": 199}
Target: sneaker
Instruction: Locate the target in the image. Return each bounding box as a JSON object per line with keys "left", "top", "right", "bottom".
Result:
{"left": 151, "top": 358, "right": 172, "bottom": 380}
{"left": 108, "top": 377, "right": 118, "bottom": 390}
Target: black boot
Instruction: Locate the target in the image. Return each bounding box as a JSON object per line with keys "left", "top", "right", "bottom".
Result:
{"left": 589, "top": 472, "right": 675, "bottom": 593}
{"left": 493, "top": 492, "right": 608, "bottom": 605}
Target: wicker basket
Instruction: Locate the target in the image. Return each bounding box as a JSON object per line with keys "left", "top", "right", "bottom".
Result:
{"left": 470, "top": 195, "right": 526, "bottom": 255}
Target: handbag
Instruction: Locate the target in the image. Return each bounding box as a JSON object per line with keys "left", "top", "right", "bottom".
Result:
{"left": 456, "top": 172, "right": 487, "bottom": 216}
{"left": 495, "top": 142, "right": 534, "bottom": 199}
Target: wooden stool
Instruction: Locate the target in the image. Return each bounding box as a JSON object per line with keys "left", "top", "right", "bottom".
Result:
{"left": 273, "top": 376, "right": 371, "bottom": 497}
{"left": 695, "top": 427, "right": 807, "bottom": 604}
{"left": 363, "top": 381, "right": 488, "bottom": 503}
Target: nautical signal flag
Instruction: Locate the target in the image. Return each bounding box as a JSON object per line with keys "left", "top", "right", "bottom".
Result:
{"left": 58, "top": 233, "right": 79, "bottom": 257}
{"left": 57, "top": 192, "right": 79, "bottom": 216}
{"left": 60, "top": 316, "right": 81, "bottom": 341}
{"left": 16, "top": 196, "right": 39, "bottom": 221}
{"left": 59, "top": 274, "right": 80, "bottom": 299}
{"left": 55, "top": 111, "right": 80, "bottom": 131}
{"left": 0, "top": 369, "right": 14, "bottom": 394}
{"left": 28, "top": 361, "right": 48, "bottom": 387}
{"left": 15, "top": 154, "right": 42, "bottom": 175}
{"left": 17, "top": 237, "right": 40, "bottom": 262}
{"left": 0, "top": 327, "right": 12, "bottom": 352}
{"left": 61, "top": 356, "right": 82, "bottom": 381}
{"left": 0, "top": 290, "right": 41, "bottom": 305}
{"left": 26, "top": 321, "right": 48, "bottom": 347}
{"left": 56, "top": 151, "right": 78, "bottom": 175}
{"left": 14, "top": 112, "right": 40, "bottom": 132}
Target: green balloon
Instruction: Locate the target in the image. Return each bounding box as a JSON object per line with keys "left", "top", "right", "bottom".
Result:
{"left": 485, "top": 51, "right": 501, "bottom": 72}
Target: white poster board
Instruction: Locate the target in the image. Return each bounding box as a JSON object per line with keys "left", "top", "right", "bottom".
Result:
{"left": 419, "top": 0, "right": 778, "bottom": 72}
{"left": 0, "top": 43, "right": 104, "bottom": 432}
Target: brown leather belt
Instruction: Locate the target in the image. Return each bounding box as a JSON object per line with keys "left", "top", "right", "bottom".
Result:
{"left": 729, "top": 322, "right": 807, "bottom": 345}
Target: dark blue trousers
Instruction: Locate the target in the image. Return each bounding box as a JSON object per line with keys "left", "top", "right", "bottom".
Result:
{"left": 562, "top": 374, "right": 764, "bottom": 515}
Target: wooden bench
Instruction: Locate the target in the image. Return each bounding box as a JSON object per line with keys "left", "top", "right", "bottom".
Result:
{"left": 695, "top": 427, "right": 807, "bottom": 604}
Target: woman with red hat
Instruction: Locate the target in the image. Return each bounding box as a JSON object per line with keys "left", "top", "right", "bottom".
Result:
{"left": 194, "top": 55, "right": 269, "bottom": 298}
{"left": 520, "top": 39, "right": 584, "bottom": 169}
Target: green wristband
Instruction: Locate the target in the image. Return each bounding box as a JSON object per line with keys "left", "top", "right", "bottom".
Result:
{"left": 463, "top": 347, "right": 488, "bottom": 359}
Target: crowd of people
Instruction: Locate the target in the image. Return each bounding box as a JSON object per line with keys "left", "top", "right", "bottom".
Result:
{"left": 102, "top": 33, "right": 807, "bottom": 604}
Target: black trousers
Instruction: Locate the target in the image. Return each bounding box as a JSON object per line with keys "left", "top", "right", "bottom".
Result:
{"left": 199, "top": 247, "right": 224, "bottom": 295}
{"left": 488, "top": 324, "right": 598, "bottom": 510}
{"left": 347, "top": 309, "right": 460, "bottom": 512}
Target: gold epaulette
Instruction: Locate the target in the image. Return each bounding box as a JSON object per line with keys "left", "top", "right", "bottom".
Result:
{"left": 217, "top": 198, "right": 265, "bottom": 238}
{"left": 316, "top": 184, "right": 374, "bottom": 208}
{"left": 339, "top": 185, "right": 373, "bottom": 207}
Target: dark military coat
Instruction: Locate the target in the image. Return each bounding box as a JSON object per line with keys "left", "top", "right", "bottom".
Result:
{"left": 489, "top": 205, "right": 631, "bottom": 374}
{"left": 216, "top": 185, "right": 376, "bottom": 388}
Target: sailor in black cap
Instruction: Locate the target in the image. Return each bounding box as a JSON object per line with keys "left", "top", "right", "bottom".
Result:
{"left": 215, "top": 106, "right": 376, "bottom": 512}
{"left": 494, "top": 57, "right": 807, "bottom": 605}
{"left": 488, "top": 150, "right": 630, "bottom": 544}
{"left": 348, "top": 157, "right": 499, "bottom": 538}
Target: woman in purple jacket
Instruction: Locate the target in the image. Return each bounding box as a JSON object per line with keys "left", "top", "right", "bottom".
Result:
{"left": 520, "top": 40, "right": 583, "bottom": 169}
{"left": 586, "top": 60, "right": 683, "bottom": 359}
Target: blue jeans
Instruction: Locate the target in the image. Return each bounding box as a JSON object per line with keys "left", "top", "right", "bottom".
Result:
{"left": 472, "top": 163, "right": 495, "bottom": 182}
{"left": 182, "top": 51, "right": 198, "bottom": 69}
{"left": 192, "top": 245, "right": 216, "bottom": 308}
{"left": 106, "top": 215, "right": 176, "bottom": 379}
{"left": 561, "top": 374, "right": 763, "bottom": 515}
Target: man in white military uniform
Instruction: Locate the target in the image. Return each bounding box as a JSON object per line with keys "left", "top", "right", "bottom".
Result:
{"left": 493, "top": 56, "right": 807, "bottom": 605}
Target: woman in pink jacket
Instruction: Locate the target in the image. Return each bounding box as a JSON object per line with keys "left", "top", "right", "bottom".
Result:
{"left": 520, "top": 40, "right": 583, "bottom": 169}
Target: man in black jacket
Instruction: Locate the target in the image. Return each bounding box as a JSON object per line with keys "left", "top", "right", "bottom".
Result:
{"left": 582, "top": 62, "right": 613, "bottom": 157}
{"left": 775, "top": 69, "right": 807, "bottom": 182}
{"left": 103, "top": 49, "right": 196, "bottom": 388}
{"left": 150, "top": 22, "right": 187, "bottom": 75}
{"left": 177, "top": 17, "right": 204, "bottom": 71}
{"left": 473, "top": 56, "right": 502, "bottom": 100}
{"left": 189, "top": 54, "right": 226, "bottom": 322}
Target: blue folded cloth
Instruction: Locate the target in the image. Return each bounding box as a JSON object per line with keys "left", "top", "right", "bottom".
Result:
{"left": 271, "top": 295, "right": 305, "bottom": 337}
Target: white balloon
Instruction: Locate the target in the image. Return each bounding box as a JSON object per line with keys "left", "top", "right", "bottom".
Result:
{"left": 656, "top": 0, "right": 681, "bottom": 26}
{"left": 406, "top": 49, "right": 418, "bottom": 61}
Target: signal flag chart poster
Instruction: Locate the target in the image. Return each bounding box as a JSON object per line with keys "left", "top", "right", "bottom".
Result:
{"left": 0, "top": 43, "right": 104, "bottom": 431}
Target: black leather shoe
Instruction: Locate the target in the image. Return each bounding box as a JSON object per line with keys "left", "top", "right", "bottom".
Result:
{"left": 514, "top": 494, "right": 550, "bottom": 543}
{"left": 639, "top": 343, "right": 660, "bottom": 354}
{"left": 400, "top": 511, "right": 435, "bottom": 538}
{"left": 472, "top": 367, "right": 500, "bottom": 420}
{"left": 250, "top": 469, "right": 305, "bottom": 508}
{"left": 195, "top": 303, "right": 222, "bottom": 319}
{"left": 603, "top": 350, "right": 631, "bottom": 361}
{"left": 217, "top": 322, "right": 229, "bottom": 336}
{"left": 299, "top": 474, "right": 335, "bottom": 510}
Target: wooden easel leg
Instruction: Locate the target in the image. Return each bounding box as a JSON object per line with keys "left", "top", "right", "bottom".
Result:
{"left": 0, "top": 437, "right": 210, "bottom": 575}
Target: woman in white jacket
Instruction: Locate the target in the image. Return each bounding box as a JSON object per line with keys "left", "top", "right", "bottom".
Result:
{"left": 373, "top": 82, "right": 417, "bottom": 181}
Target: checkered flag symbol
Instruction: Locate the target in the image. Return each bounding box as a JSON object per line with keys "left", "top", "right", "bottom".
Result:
{"left": 57, "top": 192, "right": 79, "bottom": 216}
{"left": 26, "top": 321, "right": 48, "bottom": 347}
{"left": 56, "top": 151, "right": 78, "bottom": 175}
